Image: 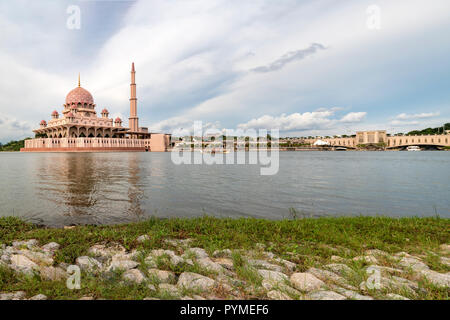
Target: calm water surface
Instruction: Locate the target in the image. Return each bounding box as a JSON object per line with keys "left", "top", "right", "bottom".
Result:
{"left": 0, "top": 152, "right": 449, "bottom": 226}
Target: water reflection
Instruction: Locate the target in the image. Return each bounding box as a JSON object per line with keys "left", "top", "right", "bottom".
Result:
{"left": 34, "top": 153, "right": 145, "bottom": 225}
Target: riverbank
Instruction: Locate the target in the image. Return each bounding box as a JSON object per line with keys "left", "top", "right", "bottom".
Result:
{"left": 1, "top": 216, "right": 449, "bottom": 300}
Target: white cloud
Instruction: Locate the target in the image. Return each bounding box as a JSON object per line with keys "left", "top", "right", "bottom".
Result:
{"left": 394, "top": 112, "right": 440, "bottom": 120}
{"left": 340, "top": 112, "right": 367, "bottom": 123}
{"left": 237, "top": 110, "right": 366, "bottom": 132}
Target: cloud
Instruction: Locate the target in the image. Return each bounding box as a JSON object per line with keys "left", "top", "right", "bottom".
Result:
{"left": 390, "top": 120, "right": 419, "bottom": 126}
{"left": 237, "top": 110, "right": 366, "bottom": 132}
{"left": 251, "top": 43, "right": 326, "bottom": 73}
{"left": 339, "top": 112, "right": 367, "bottom": 123}
{"left": 394, "top": 112, "right": 440, "bottom": 120}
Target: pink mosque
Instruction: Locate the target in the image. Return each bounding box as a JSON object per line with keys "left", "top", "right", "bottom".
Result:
{"left": 21, "top": 63, "right": 171, "bottom": 152}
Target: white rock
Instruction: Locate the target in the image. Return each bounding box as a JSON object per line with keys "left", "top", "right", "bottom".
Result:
{"left": 212, "top": 249, "right": 232, "bottom": 258}
{"left": 159, "top": 284, "right": 180, "bottom": 296}
{"left": 108, "top": 260, "right": 139, "bottom": 271}
{"left": 185, "top": 248, "right": 209, "bottom": 259}
{"left": 76, "top": 256, "right": 102, "bottom": 272}
{"left": 262, "top": 279, "right": 301, "bottom": 297}
{"left": 122, "top": 269, "right": 146, "bottom": 284}
{"left": 308, "top": 290, "right": 347, "bottom": 300}
{"left": 10, "top": 254, "right": 38, "bottom": 275}
{"left": 386, "top": 293, "right": 410, "bottom": 300}
{"left": 88, "top": 243, "right": 126, "bottom": 258}
{"left": 398, "top": 256, "right": 429, "bottom": 271}
{"left": 267, "top": 290, "right": 292, "bottom": 300}
{"left": 137, "top": 235, "right": 150, "bottom": 243}
{"left": 29, "top": 294, "right": 48, "bottom": 300}
{"left": 40, "top": 266, "right": 67, "bottom": 281}
{"left": 0, "top": 291, "right": 26, "bottom": 300}
{"left": 147, "top": 269, "right": 176, "bottom": 283}
{"left": 177, "top": 272, "right": 216, "bottom": 291}
{"left": 42, "top": 242, "right": 60, "bottom": 252}
{"left": 325, "top": 264, "right": 356, "bottom": 277}
{"left": 19, "top": 250, "right": 53, "bottom": 266}
{"left": 258, "top": 270, "right": 288, "bottom": 283}
{"left": 12, "top": 240, "right": 38, "bottom": 249}
{"left": 290, "top": 273, "right": 325, "bottom": 292}
{"left": 197, "top": 257, "right": 225, "bottom": 273}
{"left": 419, "top": 269, "right": 450, "bottom": 287}
{"left": 353, "top": 255, "right": 378, "bottom": 264}
{"left": 248, "top": 259, "right": 284, "bottom": 272}
{"left": 331, "top": 286, "right": 374, "bottom": 300}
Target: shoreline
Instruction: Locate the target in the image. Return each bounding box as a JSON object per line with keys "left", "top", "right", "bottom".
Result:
{"left": 0, "top": 216, "right": 448, "bottom": 300}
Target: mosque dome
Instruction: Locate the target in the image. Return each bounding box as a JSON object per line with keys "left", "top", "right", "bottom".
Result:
{"left": 65, "top": 74, "right": 94, "bottom": 105}
{"left": 52, "top": 110, "right": 59, "bottom": 115}
{"left": 66, "top": 86, "right": 94, "bottom": 105}
{"left": 40, "top": 120, "right": 47, "bottom": 125}
{"left": 67, "top": 112, "right": 74, "bottom": 118}
{"left": 115, "top": 117, "right": 122, "bottom": 123}
{"left": 102, "top": 108, "right": 109, "bottom": 114}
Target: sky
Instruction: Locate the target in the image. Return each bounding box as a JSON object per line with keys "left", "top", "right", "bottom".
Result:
{"left": 0, "top": 0, "right": 449, "bottom": 142}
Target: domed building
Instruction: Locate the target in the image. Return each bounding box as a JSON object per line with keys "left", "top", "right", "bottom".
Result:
{"left": 22, "top": 63, "right": 171, "bottom": 152}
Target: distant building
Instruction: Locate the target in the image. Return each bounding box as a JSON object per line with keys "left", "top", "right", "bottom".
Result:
{"left": 21, "top": 63, "right": 171, "bottom": 152}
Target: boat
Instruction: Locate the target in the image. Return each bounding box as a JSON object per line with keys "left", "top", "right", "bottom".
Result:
{"left": 407, "top": 146, "right": 421, "bottom": 151}
{"left": 335, "top": 147, "right": 347, "bottom": 151}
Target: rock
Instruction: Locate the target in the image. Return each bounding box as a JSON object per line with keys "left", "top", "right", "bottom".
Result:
{"left": 12, "top": 239, "right": 38, "bottom": 249}
{"left": 197, "top": 257, "right": 225, "bottom": 274}
{"left": 147, "top": 284, "right": 156, "bottom": 291}
{"left": 353, "top": 255, "right": 378, "bottom": 264}
{"left": 419, "top": 269, "right": 450, "bottom": 287}
{"left": 0, "top": 291, "right": 26, "bottom": 300}
{"left": 147, "top": 269, "right": 176, "bottom": 283}
{"left": 29, "top": 294, "right": 48, "bottom": 300}
{"left": 184, "top": 248, "right": 209, "bottom": 259}
{"left": 360, "top": 276, "right": 416, "bottom": 295}
{"left": 366, "top": 265, "right": 403, "bottom": 276}
{"left": 159, "top": 284, "right": 180, "bottom": 297}
{"left": 275, "top": 258, "right": 296, "bottom": 272}
{"left": 325, "top": 264, "right": 356, "bottom": 278}
{"left": 76, "top": 256, "right": 102, "bottom": 272}
{"left": 143, "top": 297, "right": 160, "bottom": 300}
{"left": 439, "top": 244, "right": 450, "bottom": 255}
{"left": 10, "top": 254, "right": 38, "bottom": 275}
{"left": 214, "top": 258, "right": 234, "bottom": 270}
{"left": 398, "top": 256, "right": 429, "bottom": 271}
{"left": 137, "top": 235, "right": 150, "bottom": 243}
{"left": 290, "top": 273, "right": 325, "bottom": 292}
{"left": 107, "top": 260, "right": 139, "bottom": 272}
{"left": 42, "top": 242, "right": 60, "bottom": 252}
{"left": 330, "top": 256, "right": 346, "bottom": 263}
{"left": 19, "top": 250, "right": 54, "bottom": 266}
{"left": 1, "top": 254, "right": 10, "bottom": 264}
{"left": 144, "top": 256, "right": 158, "bottom": 268}
{"left": 248, "top": 259, "right": 284, "bottom": 273}
{"left": 212, "top": 249, "right": 232, "bottom": 258}
{"left": 122, "top": 269, "right": 146, "bottom": 284}
{"left": 258, "top": 270, "right": 288, "bottom": 283}
{"left": 177, "top": 272, "right": 216, "bottom": 291}
{"left": 151, "top": 249, "right": 184, "bottom": 266}
{"left": 267, "top": 290, "right": 292, "bottom": 300}
{"left": 386, "top": 293, "right": 410, "bottom": 300}
{"left": 365, "top": 249, "right": 389, "bottom": 257}
{"left": 331, "top": 286, "right": 373, "bottom": 300}
{"left": 88, "top": 243, "right": 126, "bottom": 258}
{"left": 79, "top": 296, "right": 95, "bottom": 300}
{"left": 40, "top": 266, "right": 67, "bottom": 281}
{"left": 262, "top": 279, "right": 301, "bottom": 297}
{"left": 440, "top": 257, "right": 450, "bottom": 267}
{"left": 307, "top": 267, "right": 356, "bottom": 290}
{"left": 308, "top": 291, "right": 347, "bottom": 300}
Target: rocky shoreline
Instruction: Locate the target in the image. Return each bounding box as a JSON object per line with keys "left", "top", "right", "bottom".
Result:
{"left": 1, "top": 237, "right": 449, "bottom": 300}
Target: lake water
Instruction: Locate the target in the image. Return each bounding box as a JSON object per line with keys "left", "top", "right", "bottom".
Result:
{"left": 0, "top": 151, "right": 449, "bottom": 227}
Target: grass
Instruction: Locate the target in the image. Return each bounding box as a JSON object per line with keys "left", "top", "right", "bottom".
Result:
{"left": 0, "top": 215, "right": 449, "bottom": 299}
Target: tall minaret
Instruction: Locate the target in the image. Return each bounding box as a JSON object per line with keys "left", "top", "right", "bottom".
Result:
{"left": 129, "top": 62, "right": 139, "bottom": 133}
